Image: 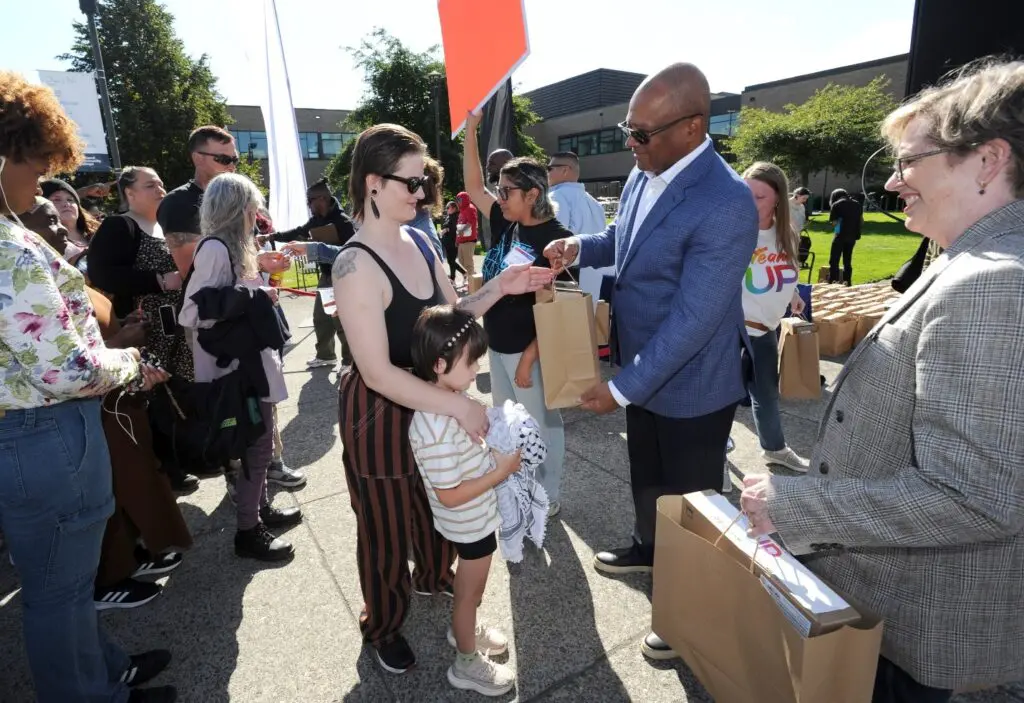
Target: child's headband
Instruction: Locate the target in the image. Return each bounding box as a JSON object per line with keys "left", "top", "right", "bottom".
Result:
{"left": 444, "top": 320, "right": 474, "bottom": 350}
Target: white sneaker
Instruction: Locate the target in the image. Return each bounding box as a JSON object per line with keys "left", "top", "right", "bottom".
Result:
{"left": 267, "top": 461, "right": 307, "bottom": 488}
{"left": 305, "top": 357, "right": 335, "bottom": 369}
{"left": 722, "top": 466, "right": 733, "bottom": 493}
{"left": 448, "top": 653, "right": 515, "bottom": 697}
{"left": 763, "top": 447, "right": 810, "bottom": 473}
{"left": 447, "top": 624, "right": 508, "bottom": 656}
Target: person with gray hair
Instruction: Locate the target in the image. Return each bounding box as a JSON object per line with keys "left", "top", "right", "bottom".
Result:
{"left": 464, "top": 116, "right": 570, "bottom": 516}
{"left": 741, "top": 58, "right": 1024, "bottom": 701}
{"left": 179, "top": 173, "right": 302, "bottom": 563}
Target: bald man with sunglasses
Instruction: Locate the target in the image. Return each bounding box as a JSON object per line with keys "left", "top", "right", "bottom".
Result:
{"left": 544, "top": 63, "right": 759, "bottom": 662}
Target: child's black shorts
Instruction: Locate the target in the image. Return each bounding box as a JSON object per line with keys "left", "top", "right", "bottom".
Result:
{"left": 453, "top": 532, "right": 497, "bottom": 561}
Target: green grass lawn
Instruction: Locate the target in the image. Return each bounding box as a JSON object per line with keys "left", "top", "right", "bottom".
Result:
{"left": 803, "top": 212, "right": 920, "bottom": 284}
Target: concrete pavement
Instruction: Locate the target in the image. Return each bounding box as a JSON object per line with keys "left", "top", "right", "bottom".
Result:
{"left": 1, "top": 291, "right": 1022, "bottom": 702}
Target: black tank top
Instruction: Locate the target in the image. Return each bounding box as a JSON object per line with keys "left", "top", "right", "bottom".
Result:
{"left": 344, "top": 235, "right": 445, "bottom": 368}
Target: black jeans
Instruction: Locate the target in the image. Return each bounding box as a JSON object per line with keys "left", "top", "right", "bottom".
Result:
{"left": 829, "top": 238, "right": 857, "bottom": 285}
{"left": 625, "top": 402, "right": 738, "bottom": 562}
{"left": 872, "top": 657, "right": 953, "bottom": 703}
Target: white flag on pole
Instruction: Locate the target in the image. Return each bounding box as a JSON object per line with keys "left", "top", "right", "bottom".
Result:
{"left": 255, "top": 0, "right": 307, "bottom": 229}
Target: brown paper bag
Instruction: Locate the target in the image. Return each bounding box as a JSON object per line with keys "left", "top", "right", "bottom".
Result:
{"left": 817, "top": 313, "right": 858, "bottom": 356}
{"left": 595, "top": 300, "right": 610, "bottom": 346}
{"left": 468, "top": 273, "right": 484, "bottom": 294}
{"left": 653, "top": 495, "right": 883, "bottom": 703}
{"left": 533, "top": 288, "right": 600, "bottom": 409}
{"left": 853, "top": 313, "right": 883, "bottom": 346}
{"left": 778, "top": 318, "right": 820, "bottom": 400}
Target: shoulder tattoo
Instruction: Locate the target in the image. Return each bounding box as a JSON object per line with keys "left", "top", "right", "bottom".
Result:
{"left": 332, "top": 249, "right": 358, "bottom": 279}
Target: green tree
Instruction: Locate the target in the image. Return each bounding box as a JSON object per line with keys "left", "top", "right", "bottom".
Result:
{"left": 728, "top": 77, "right": 897, "bottom": 187}
{"left": 325, "top": 29, "right": 545, "bottom": 200}
{"left": 59, "top": 0, "right": 241, "bottom": 189}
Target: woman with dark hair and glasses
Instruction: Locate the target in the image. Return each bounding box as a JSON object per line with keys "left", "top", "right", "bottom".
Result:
{"left": 463, "top": 110, "right": 570, "bottom": 517}
{"left": 827, "top": 187, "right": 863, "bottom": 285}
{"left": 407, "top": 154, "right": 447, "bottom": 262}
{"left": 88, "top": 166, "right": 200, "bottom": 492}
{"left": 327, "top": 122, "right": 551, "bottom": 676}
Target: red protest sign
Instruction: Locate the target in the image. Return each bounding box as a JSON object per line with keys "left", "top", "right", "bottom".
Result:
{"left": 438, "top": 0, "right": 529, "bottom": 138}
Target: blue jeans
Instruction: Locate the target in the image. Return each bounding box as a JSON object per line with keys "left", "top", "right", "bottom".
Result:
{"left": 488, "top": 349, "right": 566, "bottom": 501}
{"left": 0, "top": 399, "right": 131, "bottom": 703}
{"left": 746, "top": 331, "right": 786, "bottom": 452}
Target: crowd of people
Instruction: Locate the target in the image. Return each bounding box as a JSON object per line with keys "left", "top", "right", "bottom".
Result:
{"left": 1, "top": 53, "right": 1023, "bottom": 703}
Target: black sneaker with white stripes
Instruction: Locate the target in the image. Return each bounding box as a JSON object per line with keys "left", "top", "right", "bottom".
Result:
{"left": 121, "top": 649, "right": 172, "bottom": 687}
{"left": 95, "top": 578, "right": 162, "bottom": 611}
{"left": 132, "top": 549, "right": 183, "bottom": 578}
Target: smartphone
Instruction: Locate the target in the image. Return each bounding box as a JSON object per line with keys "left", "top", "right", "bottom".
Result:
{"left": 158, "top": 305, "right": 177, "bottom": 337}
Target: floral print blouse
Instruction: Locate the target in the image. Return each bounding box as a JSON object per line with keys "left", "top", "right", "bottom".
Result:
{"left": 0, "top": 215, "right": 139, "bottom": 410}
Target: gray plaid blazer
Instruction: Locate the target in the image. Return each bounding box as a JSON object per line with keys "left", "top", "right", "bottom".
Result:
{"left": 769, "top": 199, "right": 1024, "bottom": 689}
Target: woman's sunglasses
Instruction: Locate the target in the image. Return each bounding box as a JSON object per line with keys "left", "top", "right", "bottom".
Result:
{"left": 197, "top": 151, "right": 240, "bottom": 166}
{"left": 382, "top": 174, "right": 429, "bottom": 194}
{"left": 496, "top": 185, "right": 524, "bottom": 201}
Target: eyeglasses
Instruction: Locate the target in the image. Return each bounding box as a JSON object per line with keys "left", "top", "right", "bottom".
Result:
{"left": 889, "top": 147, "right": 958, "bottom": 182}
{"left": 547, "top": 164, "right": 568, "bottom": 172}
{"left": 197, "top": 151, "right": 240, "bottom": 166}
{"left": 496, "top": 185, "right": 524, "bottom": 201}
{"left": 382, "top": 174, "right": 428, "bottom": 194}
{"left": 307, "top": 194, "right": 326, "bottom": 205}
{"left": 617, "top": 112, "right": 703, "bottom": 145}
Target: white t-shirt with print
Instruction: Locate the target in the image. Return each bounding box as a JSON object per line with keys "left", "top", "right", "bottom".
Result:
{"left": 741, "top": 225, "right": 800, "bottom": 337}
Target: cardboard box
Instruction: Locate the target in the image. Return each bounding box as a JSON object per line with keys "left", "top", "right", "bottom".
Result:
{"left": 310, "top": 223, "right": 340, "bottom": 244}
{"left": 468, "top": 273, "right": 484, "bottom": 294}
{"left": 677, "top": 491, "right": 862, "bottom": 635}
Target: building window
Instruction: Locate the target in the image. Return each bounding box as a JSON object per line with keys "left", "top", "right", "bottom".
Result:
{"left": 558, "top": 128, "right": 627, "bottom": 157}
{"left": 321, "top": 132, "right": 357, "bottom": 157}
{"left": 298, "top": 132, "right": 320, "bottom": 159}
{"left": 709, "top": 112, "right": 739, "bottom": 137}
{"left": 231, "top": 130, "right": 268, "bottom": 159}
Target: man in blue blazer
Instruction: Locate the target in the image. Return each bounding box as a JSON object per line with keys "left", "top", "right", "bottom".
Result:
{"left": 546, "top": 63, "right": 758, "bottom": 659}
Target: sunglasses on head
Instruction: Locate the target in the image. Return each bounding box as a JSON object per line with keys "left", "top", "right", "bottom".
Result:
{"left": 382, "top": 174, "right": 428, "bottom": 194}
{"left": 197, "top": 151, "right": 240, "bottom": 166}
{"left": 617, "top": 112, "right": 702, "bottom": 146}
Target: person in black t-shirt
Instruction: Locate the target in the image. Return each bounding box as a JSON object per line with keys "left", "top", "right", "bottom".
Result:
{"left": 827, "top": 188, "right": 864, "bottom": 285}
{"left": 464, "top": 113, "right": 569, "bottom": 516}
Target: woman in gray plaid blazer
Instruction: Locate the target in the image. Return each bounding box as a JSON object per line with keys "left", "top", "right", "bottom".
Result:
{"left": 742, "top": 59, "right": 1024, "bottom": 702}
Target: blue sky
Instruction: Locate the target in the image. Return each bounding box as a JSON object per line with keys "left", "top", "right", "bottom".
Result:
{"left": 2, "top": 0, "right": 916, "bottom": 110}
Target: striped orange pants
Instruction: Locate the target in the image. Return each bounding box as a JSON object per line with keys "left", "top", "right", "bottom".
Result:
{"left": 338, "top": 368, "right": 456, "bottom": 646}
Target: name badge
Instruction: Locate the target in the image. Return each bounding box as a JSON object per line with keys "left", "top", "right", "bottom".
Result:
{"left": 502, "top": 243, "right": 534, "bottom": 267}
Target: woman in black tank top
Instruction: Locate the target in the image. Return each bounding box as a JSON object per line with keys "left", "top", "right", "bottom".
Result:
{"left": 330, "top": 124, "right": 553, "bottom": 674}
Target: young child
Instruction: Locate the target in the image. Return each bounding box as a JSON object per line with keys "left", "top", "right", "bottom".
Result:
{"left": 409, "top": 305, "right": 521, "bottom": 697}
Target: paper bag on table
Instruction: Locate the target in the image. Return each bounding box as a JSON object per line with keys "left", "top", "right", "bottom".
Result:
{"left": 817, "top": 313, "right": 858, "bottom": 356}
{"left": 468, "top": 273, "right": 484, "bottom": 294}
{"left": 652, "top": 493, "right": 883, "bottom": 703}
{"left": 778, "top": 318, "right": 820, "bottom": 400}
{"left": 533, "top": 288, "right": 600, "bottom": 409}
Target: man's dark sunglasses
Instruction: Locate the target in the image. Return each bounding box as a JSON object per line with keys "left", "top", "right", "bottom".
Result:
{"left": 197, "top": 151, "right": 240, "bottom": 166}
{"left": 617, "top": 112, "right": 703, "bottom": 145}
{"left": 382, "top": 174, "right": 429, "bottom": 194}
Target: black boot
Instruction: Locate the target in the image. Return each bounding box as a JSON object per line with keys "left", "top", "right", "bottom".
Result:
{"left": 234, "top": 524, "right": 294, "bottom": 561}
{"left": 259, "top": 505, "right": 303, "bottom": 529}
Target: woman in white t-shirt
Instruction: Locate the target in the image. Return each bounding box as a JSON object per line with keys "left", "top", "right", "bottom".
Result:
{"left": 739, "top": 162, "right": 809, "bottom": 473}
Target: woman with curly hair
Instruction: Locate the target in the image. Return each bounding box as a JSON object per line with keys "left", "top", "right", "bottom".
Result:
{"left": 0, "top": 71, "right": 175, "bottom": 703}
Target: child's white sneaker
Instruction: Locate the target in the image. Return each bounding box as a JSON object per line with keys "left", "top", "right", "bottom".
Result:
{"left": 447, "top": 624, "right": 508, "bottom": 655}
{"left": 448, "top": 652, "right": 515, "bottom": 697}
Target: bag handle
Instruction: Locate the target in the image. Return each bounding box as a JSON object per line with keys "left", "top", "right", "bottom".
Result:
{"left": 712, "top": 510, "right": 760, "bottom": 575}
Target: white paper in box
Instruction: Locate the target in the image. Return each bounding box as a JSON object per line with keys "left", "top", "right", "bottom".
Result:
{"left": 687, "top": 491, "right": 851, "bottom": 616}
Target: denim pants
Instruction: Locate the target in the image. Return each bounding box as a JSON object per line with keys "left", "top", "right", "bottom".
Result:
{"left": 746, "top": 330, "right": 787, "bottom": 452}
{"left": 488, "top": 349, "right": 566, "bottom": 501}
{"left": 236, "top": 401, "right": 273, "bottom": 530}
{"left": 0, "top": 398, "right": 130, "bottom": 703}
